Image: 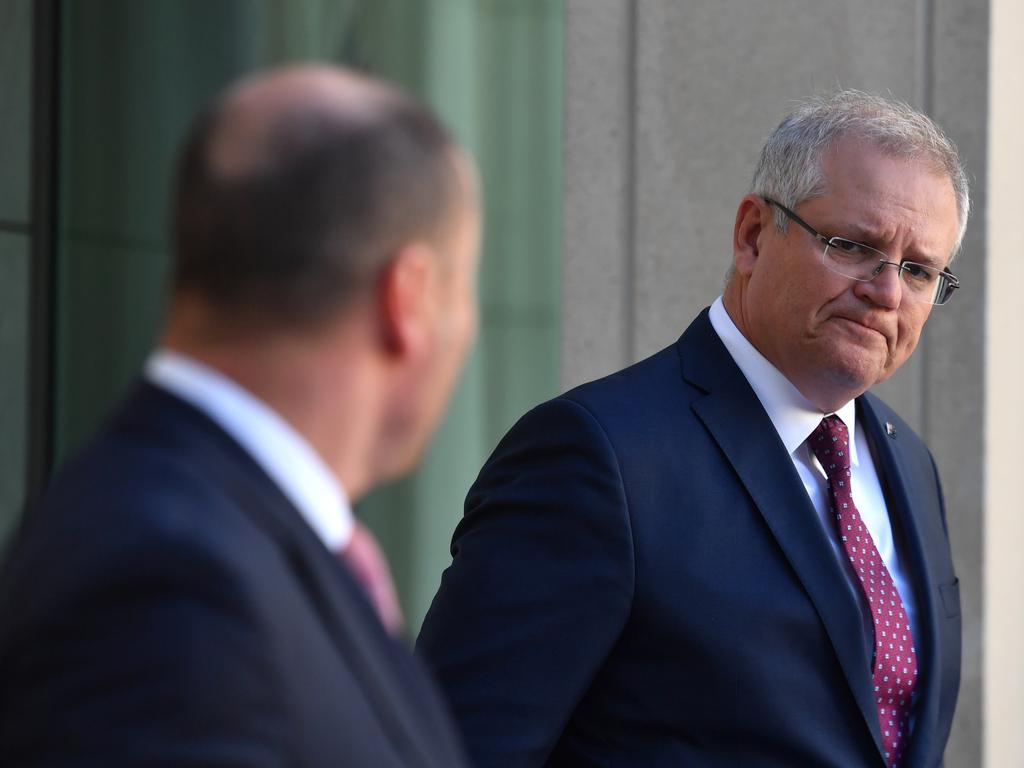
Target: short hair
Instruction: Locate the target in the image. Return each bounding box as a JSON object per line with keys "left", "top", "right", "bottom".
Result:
{"left": 172, "top": 76, "right": 462, "bottom": 329}
{"left": 750, "top": 90, "right": 970, "bottom": 257}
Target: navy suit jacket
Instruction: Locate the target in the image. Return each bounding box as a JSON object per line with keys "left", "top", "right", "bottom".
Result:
{"left": 0, "top": 383, "right": 466, "bottom": 767}
{"left": 418, "top": 310, "right": 961, "bottom": 767}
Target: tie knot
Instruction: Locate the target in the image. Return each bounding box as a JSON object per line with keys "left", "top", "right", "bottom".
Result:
{"left": 809, "top": 415, "right": 851, "bottom": 477}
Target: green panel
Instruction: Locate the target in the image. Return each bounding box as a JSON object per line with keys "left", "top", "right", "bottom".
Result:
{"left": 354, "top": 0, "right": 564, "bottom": 631}
{"left": 55, "top": 240, "right": 168, "bottom": 456}
{"left": 0, "top": 0, "right": 32, "bottom": 225}
{"left": 474, "top": 0, "right": 563, "bottom": 440}
{"left": 0, "top": 233, "right": 29, "bottom": 547}
{"left": 258, "top": 0, "right": 360, "bottom": 62}
{"left": 59, "top": 0, "right": 263, "bottom": 245}
{"left": 53, "top": 0, "right": 563, "bottom": 632}
{"left": 55, "top": 0, "right": 266, "bottom": 460}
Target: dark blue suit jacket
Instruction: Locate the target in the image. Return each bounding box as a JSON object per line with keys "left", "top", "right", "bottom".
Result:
{"left": 0, "top": 383, "right": 466, "bottom": 767}
{"left": 418, "top": 310, "right": 961, "bottom": 767}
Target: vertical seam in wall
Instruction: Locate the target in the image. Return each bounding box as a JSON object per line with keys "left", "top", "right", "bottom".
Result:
{"left": 921, "top": 0, "right": 936, "bottom": 115}
{"left": 26, "top": 0, "right": 60, "bottom": 506}
{"left": 559, "top": 1, "right": 567, "bottom": 386}
{"left": 919, "top": 0, "right": 936, "bottom": 441}
{"left": 625, "top": 0, "right": 637, "bottom": 364}
{"left": 0, "top": 221, "right": 32, "bottom": 235}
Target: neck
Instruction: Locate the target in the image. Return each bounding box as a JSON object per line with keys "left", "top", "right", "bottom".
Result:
{"left": 160, "top": 300, "right": 384, "bottom": 500}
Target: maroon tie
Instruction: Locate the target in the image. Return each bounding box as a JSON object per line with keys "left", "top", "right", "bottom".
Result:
{"left": 338, "top": 521, "right": 404, "bottom": 636}
{"left": 810, "top": 416, "right": 918, "bottom": 768}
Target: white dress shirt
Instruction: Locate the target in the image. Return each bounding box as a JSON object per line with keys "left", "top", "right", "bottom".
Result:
{"left": 145, "top": 349, "right": 354, "bottom": 552}
{"left": 708, "top": 297, "right": 919, "bottom": 649}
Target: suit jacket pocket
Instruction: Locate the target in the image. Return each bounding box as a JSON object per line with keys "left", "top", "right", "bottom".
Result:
{"left": 939, "top": 578, "right": 960, "bottom": 618}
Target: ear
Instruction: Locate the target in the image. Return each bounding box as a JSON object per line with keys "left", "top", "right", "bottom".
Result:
{"left": 732, "top": 194, "right": 772, "bottom": 277}
{"left": 375, "top": 242, "right": 438, "bottom": 358}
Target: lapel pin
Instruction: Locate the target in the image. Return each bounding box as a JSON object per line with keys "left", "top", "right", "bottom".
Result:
{"left": 885, "top": 422, "right": 897, "bottom": 438}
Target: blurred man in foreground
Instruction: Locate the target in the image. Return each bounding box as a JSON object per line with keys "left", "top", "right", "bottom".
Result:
{"left": 420, "top": 91, "right": 965, "bottom": 767}
{"left": 0, "top": 64, "right": 478, "bottom": 766}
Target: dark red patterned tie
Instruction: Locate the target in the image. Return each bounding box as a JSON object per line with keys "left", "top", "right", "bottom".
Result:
{"left": 810, "top": 416, "right": 918, "bottom": 768}
{"left": 338, "top": 522, "right": 404, "bottom": 636}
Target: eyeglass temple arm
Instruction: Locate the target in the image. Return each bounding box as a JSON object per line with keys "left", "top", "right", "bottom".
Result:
{"left": 763, "top": 198, "right": 831, "bottom": 246}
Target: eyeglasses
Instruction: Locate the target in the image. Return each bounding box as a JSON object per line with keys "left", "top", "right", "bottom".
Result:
{"left": 763, "top": 198, "right": 961, "bottom": 306}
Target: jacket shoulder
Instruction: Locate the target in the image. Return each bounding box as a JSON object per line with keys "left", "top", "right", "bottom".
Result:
{"left": 558, "top": 341, "right": 687, "bottom": 418}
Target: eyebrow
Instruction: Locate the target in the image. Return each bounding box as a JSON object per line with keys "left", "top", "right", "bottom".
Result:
{"left": 836, "top": 224, "right": 946, "bottom": 267}
{"left": 833, "top": 222, "right": 890, "bottom": 246}
{"left": 906, "top": 253, "right": 946, "bottom": 269}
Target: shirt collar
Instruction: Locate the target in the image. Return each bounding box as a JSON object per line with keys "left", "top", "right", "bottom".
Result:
{"left": 708, "top": 297, "right": 860, "bottom": 464}
{"left": 144, "top": 348, "right": 354, "bottom": 550}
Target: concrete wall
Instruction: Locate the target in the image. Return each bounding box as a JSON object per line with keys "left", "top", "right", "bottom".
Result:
{"left": 984, "top": 1, "right": 1024, "bottom": 764}
{"left": 564, "top": 1, "right": 996, "bottom": 764}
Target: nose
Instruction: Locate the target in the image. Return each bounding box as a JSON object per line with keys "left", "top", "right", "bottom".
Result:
{"left": 853, "top": 260, "right": 903, "bottom": 309}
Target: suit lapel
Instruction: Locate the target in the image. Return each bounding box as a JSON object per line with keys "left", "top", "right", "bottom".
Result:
{"left": 235, "top": 490, "right": 435, "bottom": 766}
{"left": 124, "top": 383, "right": 453, "bottom": 767}
{"left": 679, "top": 312, "right": 885, "bottom": 759}
{"left": 857, "top": 396, "right": 942, "bottom": 768}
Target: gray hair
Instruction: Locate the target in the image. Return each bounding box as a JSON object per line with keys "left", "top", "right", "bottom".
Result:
{"left": 750, "top": 90, "right": 970, "bottom": 257}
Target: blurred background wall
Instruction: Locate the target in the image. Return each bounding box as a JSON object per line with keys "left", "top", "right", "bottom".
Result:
{"left": 0, "top": 0, "right": 563, "bottom": 631}
{"left": 1, "top": 2, "right": 1020, "bottom": 765}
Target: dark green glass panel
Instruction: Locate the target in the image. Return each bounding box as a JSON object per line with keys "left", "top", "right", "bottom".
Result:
{"left": 53, "top": 0, "right": 563, "bottom": 629}
{"left": 0, "top": 233, "right": 30, "bottom": 547}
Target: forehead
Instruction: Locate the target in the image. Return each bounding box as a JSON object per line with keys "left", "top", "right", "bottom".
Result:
{"left": 810, "top": 138, "right": 960, "bottom": 260}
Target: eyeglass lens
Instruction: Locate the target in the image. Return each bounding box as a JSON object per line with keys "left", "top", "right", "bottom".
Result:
{"left": 822, "top": 239, "right": 955, "bottom": 306}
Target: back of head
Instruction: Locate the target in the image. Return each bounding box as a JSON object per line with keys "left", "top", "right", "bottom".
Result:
{"left": 750, "top": 90, "right": 970, "bottom": 255}
{"left": 172, "top": 65, "right": 463, "bottom": 332}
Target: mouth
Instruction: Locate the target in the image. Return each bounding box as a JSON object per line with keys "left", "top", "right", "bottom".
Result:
{"left": 832, "top": 316, "right": 891, "bottom": 346}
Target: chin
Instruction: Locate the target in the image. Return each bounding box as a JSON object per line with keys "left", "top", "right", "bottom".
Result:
{"left": 818, "top": 353, "right": 886, "bottom": 400}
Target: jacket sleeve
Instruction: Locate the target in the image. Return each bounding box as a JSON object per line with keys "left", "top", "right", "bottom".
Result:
{"left": 416, "top": 396, "right": 635, "bottom": 767}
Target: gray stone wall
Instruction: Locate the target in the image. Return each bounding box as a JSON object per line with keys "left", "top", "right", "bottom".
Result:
{"left": 563, "top": 2, "right": 989, "bottom": 764}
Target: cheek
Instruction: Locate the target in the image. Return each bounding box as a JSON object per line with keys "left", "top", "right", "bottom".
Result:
{"left": 750, "top": 261, "right": 798, "bottom": 319}
{"left": 777, "top": 256, "right": 835, "bottom": 310}
{"left": 893, "top": 310, "right": 929, "bottom": 358}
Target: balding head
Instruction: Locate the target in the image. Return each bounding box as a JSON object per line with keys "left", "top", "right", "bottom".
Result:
{"left": 172, "top": 65, "right": 468, "bottom": 331}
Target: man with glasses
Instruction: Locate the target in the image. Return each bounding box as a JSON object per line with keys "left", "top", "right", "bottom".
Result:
{"left": 419, "top": 91, "right": 965, "bottom": 767}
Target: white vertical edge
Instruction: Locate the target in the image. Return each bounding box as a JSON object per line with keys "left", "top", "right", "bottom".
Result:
{"left": 984, "top": 0, "right": 1024, "bottom": 764}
